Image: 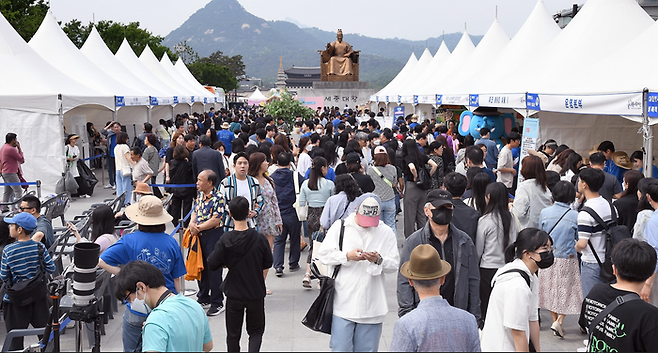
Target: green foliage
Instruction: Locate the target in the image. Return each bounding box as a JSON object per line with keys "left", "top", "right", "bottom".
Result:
{"left": 0, "top": 0, "right": 48, "bottom": 41}
{"left": 172, "top": 41, "right": 199, "bottom": 64}
{"left": 197, "top": 50, "right": 246, "bottom": 78}
{"left": 61, "top": 19, "right": 177, "bottom": 60}
{"left": 264, "top": 90, "right": 314, "bottom": 126}
{"left": 187, "top": 62, "right": 238, "bottom": 91}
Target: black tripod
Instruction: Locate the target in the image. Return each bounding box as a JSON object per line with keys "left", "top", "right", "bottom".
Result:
{"left": 41, "top": 279, "right": 66, "bottom": 352}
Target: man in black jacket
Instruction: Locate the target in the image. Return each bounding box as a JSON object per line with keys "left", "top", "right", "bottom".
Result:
{"left": 192, "top": 135, "right": 226, "bottom": 181}
{"left": 443, "top": 172, "right": 479, "bottom": 242}
{"left": 208, "top": 196, "right": 273, "bottom": 353}
{"left": 270, "top": 152, "right": 304, "bottom": 276}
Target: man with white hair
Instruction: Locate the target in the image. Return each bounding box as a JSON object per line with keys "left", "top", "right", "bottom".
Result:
{"left": 318, "top": 196, "right": 400, "bottom": 352}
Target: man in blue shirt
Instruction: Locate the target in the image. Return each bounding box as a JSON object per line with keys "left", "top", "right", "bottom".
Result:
{"left": 598, "top": 141, "right": 626, "bottom": 185}
{"left": 116, "top": 261, "right": 213, "bottom": 352}
{"left": 391, "top": 244, "right": 480, "bottom": 352}
{"left": 476, "top": 127, "right": 499, "bottom": 170}
{"left": 100, "top": 196, "right": 187, "bottom": 352}
{"left": 217, "top": 122, "right": 235, "bottom": 155}
{"left": 101, "top": 122, "right": 121, "bottom": 189}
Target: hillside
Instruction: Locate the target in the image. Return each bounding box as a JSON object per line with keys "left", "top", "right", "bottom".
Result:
{"left": 163, "top": 0, "right": 482, "bottom": 89}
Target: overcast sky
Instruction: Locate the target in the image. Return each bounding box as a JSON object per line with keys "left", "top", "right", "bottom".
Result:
{"left": 49, "top": 0, "right": 582, "bottom": 40}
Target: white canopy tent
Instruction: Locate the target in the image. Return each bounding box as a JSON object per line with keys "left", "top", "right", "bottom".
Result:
{"left": 160, "top": 53, "right": 215, "bottom": 106}
{"left": 247, "top": 88, "right": 268, "bottom": 105}
{"left": 0, "top": 12, "right": 113, "bottom": 195}
{"left": 373, "top": 52, "right": 417, "bottom": 104}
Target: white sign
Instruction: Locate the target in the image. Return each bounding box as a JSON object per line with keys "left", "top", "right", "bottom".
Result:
{"left": 534, "top": 92, "right": 643, "bottom": 116}
{"left": 441, "top": 94, "right": 469, "bottom": 106}
{"left": 478, "top": 93, "right": 527, "bottom": 109}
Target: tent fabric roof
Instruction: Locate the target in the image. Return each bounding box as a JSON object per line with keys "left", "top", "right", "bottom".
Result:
{"left": 174, "top": 58, "right": 213, "bottom": 96}
{"left": 374, "top": 52, "right": 417, "bottom": 98}
{"left": 160, "top": 53, "right": 214, "bottom": 100}
{"left": 0, "top": 11, "right": 111, "bottom": 114}
{"left": 80, "top": 26, "right": 169, "bottom": 100}
{"left": 139, "top": 45, "right": 195, "bottom": 101}
{"left": 248, "top": 88, "right": 268, "bottom": 101}
{"left": 29, "top": 13, "right": 143, "bottom": 100}
{"left": 115, "top": 39, "right": 180, "bottom": 100}
{"left": 387, "top": 48, "right": 433, "bottom": 99}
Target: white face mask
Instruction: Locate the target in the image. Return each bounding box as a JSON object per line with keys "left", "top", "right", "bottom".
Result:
{"left": 316, "top": 129, "right": 324, "bottom": 135}
{"left": 373, "top": 139, "right": 380, "bottom": 146}
{"left": 306, "top": 144, "right": 313, "bottom": 151}
{"left": 130, "top": 287, "right": 151, "bottom": 315}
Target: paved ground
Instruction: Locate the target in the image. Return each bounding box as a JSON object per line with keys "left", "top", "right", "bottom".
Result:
{"left": 0, "top": 181, "right": 586, "bottom": 351}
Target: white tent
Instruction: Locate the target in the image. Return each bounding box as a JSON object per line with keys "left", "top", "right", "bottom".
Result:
{"left": 139, "top": 45, "right": 196, "bottom": 103}
{"left": 247, "top": 88, "right": 268, "bottom": 104}
{"left": 373, "top": 52, "right": 417, "bottom": 101}
{"left": 391, "top": 48, "right": 433, "bottom": 105}
{"left": 160, "top": 53, "right": 215, "bottom": 104}
{"left": 0, "top": 12, "right": 112, "bottom": 195}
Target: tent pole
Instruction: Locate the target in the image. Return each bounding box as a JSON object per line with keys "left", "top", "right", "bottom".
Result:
{"left": 643, "top": 89, "right": 653, "bottom": 178}
{"left": 147, "top": 105, "right": 152, "bottom": 124}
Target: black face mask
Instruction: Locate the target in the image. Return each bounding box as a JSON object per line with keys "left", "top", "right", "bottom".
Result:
{"left": 431, "top": 208, "right": 452, "bottom": 225}
{"left": 534, "top": 251, "right": 555, "bottom": 269}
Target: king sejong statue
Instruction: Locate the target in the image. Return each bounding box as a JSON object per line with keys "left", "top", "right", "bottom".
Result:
{"left": 319, "top": 29, "right": 360, "bottom": 79}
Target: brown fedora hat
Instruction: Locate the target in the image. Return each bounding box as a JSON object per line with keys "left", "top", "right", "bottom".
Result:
{"left": 132, "top": 182, "right": 153, "bottom": 195}
{"left": 400, "top": 244, "right": 451, "bottom": 281}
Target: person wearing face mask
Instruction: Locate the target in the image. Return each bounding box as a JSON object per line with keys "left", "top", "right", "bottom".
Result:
{"left": 116, "top": 261, "right": 213, "bottom": 352}
{"left": 317, "top": 196, "right": 399, "bottom": 352}
{"left": 480, "top": 228, "right": 554, "bottom": 352}
{"left": 397, "top": 190, "right": 482, "bottom": 326}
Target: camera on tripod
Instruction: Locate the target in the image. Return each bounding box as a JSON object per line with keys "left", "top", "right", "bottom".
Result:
{"left": 69, "top": 242, "right": 103, "bottom": 323}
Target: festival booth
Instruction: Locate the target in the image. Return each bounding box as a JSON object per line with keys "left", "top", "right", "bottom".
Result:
{"left": 392, "top": 48, "right": 435, "bottom": 119}
{"left": 247, "top": 88, "right": 268, "bottom": 106}
{"left": 174, "top": 59, "right": 220, "bottom": 109}
{"left": 373, "top": 52, "right": 417, "bottom": 115}
{"left": 160, "top": 53, "right": 216, "bottom": 114}
{"left": 0, "top": 12, "right": 113, "bottom": 195}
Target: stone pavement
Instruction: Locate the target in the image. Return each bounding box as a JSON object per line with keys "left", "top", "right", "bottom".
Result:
{"left": 0, "top": 182, "right": 586, "bottom": 351}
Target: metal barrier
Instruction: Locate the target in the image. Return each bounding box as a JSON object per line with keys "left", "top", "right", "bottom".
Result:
{"left": 0, "top": 179, "right": 41, "bottom": 198}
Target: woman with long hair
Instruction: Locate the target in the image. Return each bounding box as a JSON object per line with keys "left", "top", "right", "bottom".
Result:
{"left": 114, "top": 132, "right": 133, "bottom": 206}
{"left": 465, "top": 171, "right": 492, "bottom": 215}
{"left": 297, "top": 136, "right": 313, "bottom": 177}
{"left": 435, "top": 135, "right": 455, "bottom": 175}
{"left": 426, "top": 141, "right": 445, "bottom": 190}
{"left": 402, "top": 138, "right": 438, "bottom": 238}
{"left": 142, "top": 133, "right": 163, "bottom": 198}
{"left": 64, "top": 134, "right": 90, "bottom": 198}
{"left": 633, "top": 178, "right": 658, "bottom": 240}
{"left": 323, "top": 141, "right": 339, "bottom": 169}
{"left": 163, "top": 132, "right": 185, "bottom": 185}
{"left": 477, "top": 182, "right": 519, "bottom": 320}
{"left": 206, "top": 127, "right": 219, "bottom": 146}
{"left": 538, "top": 181, "right": 582, "bottom": 338}
{"left": 481, "top": 228, "right": 553, "bottom": 351}
{"left": 366, "top": 146, "right": 398, "bottom": 235}
{"left": 561, "top": 152, "right": 583, "bottom": 183}
{"left": 320, "top": 174, "right": 362, "bottom": 230}
{"left": 547, "top": 149, "right": 574, "bottom": 173}
{"left": 268, "top": 144, "right": 285, "bottom": 175}
{"left": 299, "top": 157, "right": 335, "bottom": 288}
{"left": 248, "top": 152, "right": 282, "bottom": 295}
{"left": 614, "top": 170, "right": 644, "bottom": 232}
{"left": 68, "top": 205, "right": 119, "bottom": 253}
{"left": 512, "top": 155, "right": 552, "bottom": 230}
{"left": 167, "top": 145, "right": 196, "bottom": 227}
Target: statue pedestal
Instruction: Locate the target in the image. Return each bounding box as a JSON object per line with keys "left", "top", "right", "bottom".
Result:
{"left": 291, "top": 81, "right": 374, "bottom": 107}
{"left": 313, "top": 81, "right": 369, "bottom": 90}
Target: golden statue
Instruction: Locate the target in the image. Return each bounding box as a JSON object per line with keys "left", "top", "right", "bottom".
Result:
{"left": 319, "top": 29, "right": 360, "bottom": 81}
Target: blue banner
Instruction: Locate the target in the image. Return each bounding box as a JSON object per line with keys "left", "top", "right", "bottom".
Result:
{"left": 469, "top": 94, "right": 479, "bottom": 107}
{"left": 648, "top": 93, "right": 658, "bottom": 118}
{"left": 191, "top": 96, "right": 195, "bottom": 103}
{"left": 398, "top": 96, "right": 401, "bottom": 104}
{"left": 150, "top": 97, "right": 158, "bottom": 106}
{"left": 173, "top": 96, "right": 179, "bottom": 104}
{"left": 394, "top": 106, "right": 405, "bottom": 120}
{"left": 115, "top": 96, "right": 125, "bottom": 107}
{"left": 413, "top": 95, "right": 418, "bottom": 104}
{"left": 386, "top": 96, "right": 389, "bottom": 103}
{"left": 204, "top": 97, "right": 208, "bottom": 104}
{"left": 436, "top": 95, "right": 442, "bottom": 105}
{"left": 526, "top": 93, "right": 540, "bottom": 110}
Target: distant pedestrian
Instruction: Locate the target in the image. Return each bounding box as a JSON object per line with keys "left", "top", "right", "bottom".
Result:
{"left": 0, "top": 133, "right": 24, "bottom": 211}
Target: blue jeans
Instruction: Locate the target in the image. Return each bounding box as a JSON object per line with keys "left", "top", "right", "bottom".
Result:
{"left": 380, "top": 198, "right": 396, "bottom": 237}
{"left": 122, "top": 308, "right": 146, "bottom": 352}
{"left": 330, "top": 315, "right": 382, "bottom": 352}
{"left": 116, "top": 171, "right": 132, "bottom": 205}
{"left": 107, "top": 156, "right": 116, "bottom": 186}
{"left": 581, "top": 261, "right": 605, "bottom": 297}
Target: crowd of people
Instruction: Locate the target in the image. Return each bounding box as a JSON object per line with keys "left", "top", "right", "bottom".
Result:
{"left": 1, "top": 103, "right": 658, "bottom": 352}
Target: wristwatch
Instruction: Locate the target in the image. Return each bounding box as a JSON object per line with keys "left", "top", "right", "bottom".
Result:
{"left": 375, "top": 254, "right": 383, "bottom": 266}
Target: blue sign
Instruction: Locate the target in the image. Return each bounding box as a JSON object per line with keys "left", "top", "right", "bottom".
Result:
{"left": 526, "top": 93, "right": 540, "bottom": 110}
{"left": 436, "top": 95, "right": 442, "bottom": 105}
{"left": 204, "top": 97, "right": 208, "bottom": 104}
{"left": 649, "top": 93, "right": 658, "bottom": 118}
{"left": 469, "top": 95, "right": 479, "bottom": 107}
{"left": 394, "top": 106, "right": 405, "bottom": 120}
{"left": 150, "top": 97, "right": 158, "bottom": 106}
{"left": 115, "top": 96, "right": 125, "bottom": 107}
{"left": 386, "top": 96, "right": 389, "bottom": 103}
{"left": 398, "top": 95, "right": 401, "bottom": 104}
{"left": 413, "top": 95, "right": 418, "bottom": 104}
{"left": 191, "top": 96, "right": 195, "bottom": 103}
{"left": 173, "top": 96, "right": 179, "bottom": 104}
{"left": 376, "top": 96, "right": 379, "bottom": 102}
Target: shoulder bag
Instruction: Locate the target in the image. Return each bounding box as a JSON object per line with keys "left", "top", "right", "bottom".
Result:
{"left": 292, "top": 173, "right": 307, "bottom": 221}
{"left": 587, "top": 293, "right": 639, "bottom": 351}
{"left": 302, "top": 220, "right": 345, "bottom": 334}
{"left": 7, "top": 245, "right": 49, "bottom": 306}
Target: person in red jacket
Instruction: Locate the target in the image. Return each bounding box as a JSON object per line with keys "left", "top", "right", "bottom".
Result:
{"left": 0, "top": 133, "right": 24, "bottom": 212}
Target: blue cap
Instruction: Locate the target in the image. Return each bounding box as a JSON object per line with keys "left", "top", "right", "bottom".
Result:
{"left": 4, "top": 213, "right": 37, "bottom": 231}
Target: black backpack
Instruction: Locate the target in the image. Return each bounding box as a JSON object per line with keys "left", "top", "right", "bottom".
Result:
{"left": 415, "top": 162, "right": 432, "bottom": 190}
{"left": 581, "top": 201, "right": 632, "bottom": 283}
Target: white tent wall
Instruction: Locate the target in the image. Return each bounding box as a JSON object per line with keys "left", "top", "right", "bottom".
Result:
{"left": 536, "top": 111, "right": 658, "bottom": 159}
{"left": 117, "top": 106, "right": 152, "bottom": 143}
{"left": 0, "top": 108, "right": 64, "bottom": 196}
{"left": 191, "top": 102, "right": 205, "bottom": 114}
{"left": 63, "top": 106, "right": 114, "bottom": 149}
{"left": 174, "top": 104, "right": 191, "bottom": 116}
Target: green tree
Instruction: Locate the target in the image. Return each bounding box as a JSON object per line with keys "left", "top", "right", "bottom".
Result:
{"left": 172, "top": 41, "right": 199, "bottom": 64}
{"left": 61, "top": 19, "right": 177, "bottom": 60}
{"left": 197, "top": 50, "right": 245, "bottom": 78}
{"left": 0, "top": 0, "right": 48, "bottom": 41}
{"left": 187, "top": 62, "right": 238, "bottom": 91}
{"left": 264, "top": 90, "right": 314, "bottom": 126}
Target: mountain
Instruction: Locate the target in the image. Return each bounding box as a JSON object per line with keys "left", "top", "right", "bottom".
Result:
{"left": 163, "top": 0, "right": 482, "bottom": 89}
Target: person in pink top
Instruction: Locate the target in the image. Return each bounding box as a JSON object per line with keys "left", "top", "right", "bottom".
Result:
{"left": 0, "top": 133, "right": 25, "bottom": 212}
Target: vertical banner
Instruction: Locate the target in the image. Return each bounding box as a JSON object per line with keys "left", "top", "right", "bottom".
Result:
{"left": 517, "top": 117, "right": 540, "bottom": 186}
{"left": 394, "top": 106, "right": 405, "bottom": 121}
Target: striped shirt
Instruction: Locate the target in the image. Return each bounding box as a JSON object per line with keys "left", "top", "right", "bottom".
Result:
{"left": 1, "top": 240, "right": 56, "bottom": 302}
{"left": 578, "top": 196, "right": 614, "bottom": 263}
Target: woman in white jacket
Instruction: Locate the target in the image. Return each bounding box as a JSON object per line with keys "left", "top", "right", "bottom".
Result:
{"left": 512, "top": 155, "right": 552, "bottom": 230}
